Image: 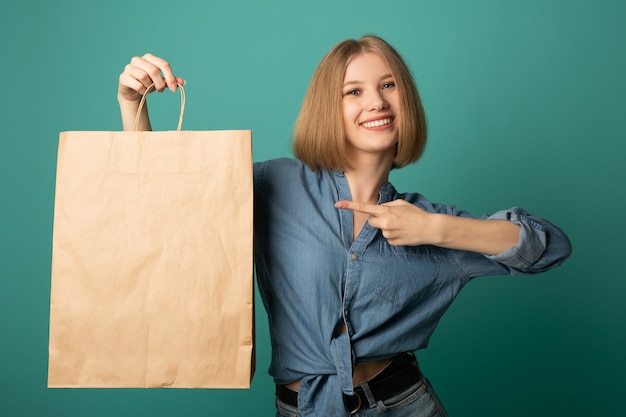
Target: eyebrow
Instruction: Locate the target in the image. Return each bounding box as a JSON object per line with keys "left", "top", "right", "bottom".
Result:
{"left": 343, "top": 73, "right": 394, "bottom": 88}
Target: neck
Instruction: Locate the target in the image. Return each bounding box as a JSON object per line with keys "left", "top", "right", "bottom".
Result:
{"left": 344, "top": 161, "right": 391, "bottom": 204}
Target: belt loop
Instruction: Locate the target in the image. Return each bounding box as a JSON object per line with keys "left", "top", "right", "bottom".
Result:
{"left": 357, "top": 381, "right": 377, "bottom": 408}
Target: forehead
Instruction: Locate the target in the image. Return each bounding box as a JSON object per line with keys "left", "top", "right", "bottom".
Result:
{"left": 343, "top": 52, "right": 392, "bottom": 82}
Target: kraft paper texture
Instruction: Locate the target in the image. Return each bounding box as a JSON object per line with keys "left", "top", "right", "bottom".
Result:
{"left": 48, "top": 130, "right": 254, "bottom": 388}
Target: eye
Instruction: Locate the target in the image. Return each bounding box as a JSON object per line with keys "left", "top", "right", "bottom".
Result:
{"left": 382, "top": 82, "right": 396, "bottom": 90}
{"left": 344, "top": 89, "right": 360, "bottom": 96}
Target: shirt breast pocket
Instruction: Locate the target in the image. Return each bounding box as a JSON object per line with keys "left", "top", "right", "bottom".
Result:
{"left": 375, "top": 243, "right": 440, "bottom": 309}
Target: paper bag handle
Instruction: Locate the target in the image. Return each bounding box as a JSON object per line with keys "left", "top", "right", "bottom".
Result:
{"left": 134, "top": 83, "right": 186, "bottom": 131}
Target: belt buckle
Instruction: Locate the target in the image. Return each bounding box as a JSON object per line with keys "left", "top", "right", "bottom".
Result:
{"left": 344, "top": 393, "right": 362, "bottom": 415}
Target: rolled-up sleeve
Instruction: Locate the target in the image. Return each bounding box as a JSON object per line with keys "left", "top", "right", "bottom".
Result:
{"left": 484, "top": 207, "right": 572, "bottom": 274}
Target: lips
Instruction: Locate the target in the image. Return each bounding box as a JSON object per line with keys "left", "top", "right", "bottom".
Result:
{"left": 360, "top": 117, "right": 393, "bottom": 129}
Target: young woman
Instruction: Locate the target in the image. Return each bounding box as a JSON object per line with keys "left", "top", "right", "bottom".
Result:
{"left": 117, "top": 35, "right": 571, "bottom": 417}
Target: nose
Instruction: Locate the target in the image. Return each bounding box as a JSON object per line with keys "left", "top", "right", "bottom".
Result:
{"left": 367, "top": 91, "right": 388, "bottom": 111}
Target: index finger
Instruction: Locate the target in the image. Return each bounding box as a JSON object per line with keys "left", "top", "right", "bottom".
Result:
{"left": 335, "top": 200, "right": 383, "bottom": 215}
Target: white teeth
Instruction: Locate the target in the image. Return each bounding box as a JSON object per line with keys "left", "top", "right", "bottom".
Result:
{"left": 362, "top": 118, "right": 391, "bottom": 128}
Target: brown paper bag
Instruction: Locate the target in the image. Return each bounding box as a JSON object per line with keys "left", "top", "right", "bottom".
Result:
{"left": 48, "top": 85, "right": 254, "bottom": 388}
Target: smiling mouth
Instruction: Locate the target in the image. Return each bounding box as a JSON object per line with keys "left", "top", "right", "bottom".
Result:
{"left": 361, "top": 117, "right": 393, "bottom": 128}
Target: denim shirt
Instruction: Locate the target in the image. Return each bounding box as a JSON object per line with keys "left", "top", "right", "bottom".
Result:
{"left": 253, "top": 158, "right": 571, "bottom": 416}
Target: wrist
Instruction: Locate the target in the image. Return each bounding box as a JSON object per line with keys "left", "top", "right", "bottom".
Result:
{"left": 428, "top": 213, "right": 449, "bottom": 247}
{"left": 117, "top": 92, "right": 140, "bottom": 109}
{"left": 118, "top": 93, "right": 149, "bottom": 131}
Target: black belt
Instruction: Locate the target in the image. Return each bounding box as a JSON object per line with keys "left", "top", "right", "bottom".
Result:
{"left": 276, "top": 352, "right": 423, "bottom": 415}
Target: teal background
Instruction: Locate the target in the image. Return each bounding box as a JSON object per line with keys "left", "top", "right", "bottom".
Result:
{"left": 1, "top": 0, "right": 624, "bottom": 415}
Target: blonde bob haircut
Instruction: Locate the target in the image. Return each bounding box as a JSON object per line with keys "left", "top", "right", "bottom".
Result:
{"left": 293, "top": 35, "right": 427, "bottom": 171}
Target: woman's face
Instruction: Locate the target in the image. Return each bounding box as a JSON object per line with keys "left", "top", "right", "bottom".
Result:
{"left": 342, "top": 52, "right": 400, "bottom": 165}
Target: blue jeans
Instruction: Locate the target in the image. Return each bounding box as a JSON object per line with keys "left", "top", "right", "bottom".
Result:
{"left": 275, "top": 377, "right": 449, "bottom": 417}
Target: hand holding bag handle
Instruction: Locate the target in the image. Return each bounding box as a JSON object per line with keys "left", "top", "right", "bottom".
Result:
{"left": 134, "top": 83, "right": 186, "bottom": 131}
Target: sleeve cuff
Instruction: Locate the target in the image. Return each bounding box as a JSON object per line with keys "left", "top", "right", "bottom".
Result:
{"left": 484, "top": 207, "right": 547, "bottom": 269}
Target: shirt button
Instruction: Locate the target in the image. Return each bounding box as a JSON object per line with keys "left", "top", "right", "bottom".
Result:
{"left": 344, "top": 309, "right": 349, "bottom": 318}
{"left": 351, "top": 253, "right": 358, "bottom": 261}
